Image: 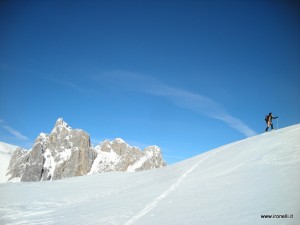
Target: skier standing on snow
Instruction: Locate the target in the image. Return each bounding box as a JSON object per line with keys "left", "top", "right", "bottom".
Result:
{"left": 265, "top": 112, "right": 278, "bottom": 132}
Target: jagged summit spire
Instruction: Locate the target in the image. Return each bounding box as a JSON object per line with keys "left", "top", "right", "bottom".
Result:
{"left": 52, "top": 118, "right": 71, "bottom": 133}
{"left": 55, "top": 118, "right": 66, "bottom": 126}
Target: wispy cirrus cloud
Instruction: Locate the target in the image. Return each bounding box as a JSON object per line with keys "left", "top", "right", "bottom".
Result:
{"left": 41, "top": 76, "right": 93, "bottom": 95}
{"left": 94, "top": 71, "right": 257, "bottom": 137}
{"left": 2, "top": 125, "right": 29, "bottom": 141}
{"left": 58, "top": 80, "right": 89, "bottom": 94}
{"left": 0, "top": 119, "right": 29, "bottom": 141}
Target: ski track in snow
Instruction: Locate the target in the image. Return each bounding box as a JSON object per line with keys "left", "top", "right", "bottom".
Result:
{"left": 124, "top": 144, "right": 229, "bottom": 225}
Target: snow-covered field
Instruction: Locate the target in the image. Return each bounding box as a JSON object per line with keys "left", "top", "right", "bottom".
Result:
{"left": 0, "top": 125, "right": 299, "bottom": 225}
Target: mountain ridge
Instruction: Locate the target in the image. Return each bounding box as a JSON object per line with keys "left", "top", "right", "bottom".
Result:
{"left": 3, "top": 118, "right": 166, "bottom": 182}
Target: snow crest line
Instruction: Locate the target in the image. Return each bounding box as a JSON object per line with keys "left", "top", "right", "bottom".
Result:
{"left": 124, "top": 150, "right": 220, "bottom": 225}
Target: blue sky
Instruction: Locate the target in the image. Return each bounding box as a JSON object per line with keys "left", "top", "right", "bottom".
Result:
{"left": 1, "top": 0, "right": 299, "bottom": 164}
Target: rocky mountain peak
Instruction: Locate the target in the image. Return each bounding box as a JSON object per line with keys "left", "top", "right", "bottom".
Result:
{"left": 52, "top": 118, "right": 71, "bottom": 133}
{"left": 6, "top": 118, "right": 166, "bottom": 182}
{"left": 113, "top": 138, "right": 125, "bottom": 143}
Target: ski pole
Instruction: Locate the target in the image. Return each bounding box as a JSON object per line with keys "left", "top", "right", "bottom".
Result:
{"left": 277, "top": 117, "right": 279, "bottom": 130}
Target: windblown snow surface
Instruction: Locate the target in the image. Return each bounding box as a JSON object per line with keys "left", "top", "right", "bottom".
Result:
{"left": 0, "top": 124, "right": 299, "bottom": 225}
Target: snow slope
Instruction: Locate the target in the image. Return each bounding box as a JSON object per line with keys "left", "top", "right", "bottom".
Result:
{"left": 0, "top": 142, "right": 19, "bottom": 183}
{"left": 0, "top": 124, "right": 299, "bottom": 225}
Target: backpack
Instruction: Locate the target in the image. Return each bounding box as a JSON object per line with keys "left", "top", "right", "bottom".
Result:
{"left": 265, "top": 115, "right": 269, "bottom": 122}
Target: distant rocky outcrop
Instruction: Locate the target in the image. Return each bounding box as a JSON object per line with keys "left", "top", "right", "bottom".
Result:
{"left": 89, "top": 138, "right": 166, "bottom": 174}
{"left": 6, "top": 118, "right": 166, "bottom": 182}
